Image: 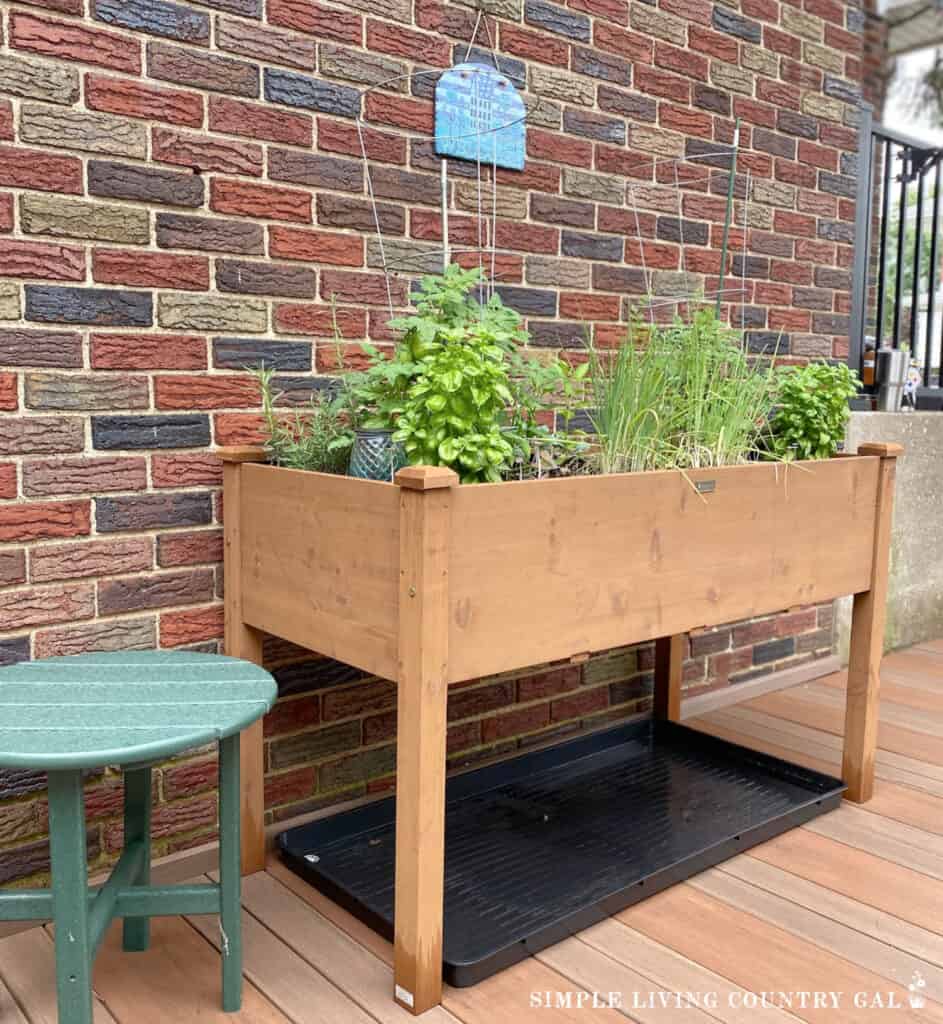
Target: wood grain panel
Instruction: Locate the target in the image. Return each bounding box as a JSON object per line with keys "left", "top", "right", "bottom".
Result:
{"left": 447, "top": 458, "right": 878, "bottom": 682}
{"left": 240, "top": 464, "right": 400, "bottom": 681}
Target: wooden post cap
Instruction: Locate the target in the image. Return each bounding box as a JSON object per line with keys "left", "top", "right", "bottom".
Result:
{"left": 394, "top": 465, "right": 459, "bottom": 490}
{"left": 216, "top": 446, "right": 267, "bottom": 464}
{"left": 857, "top": 442, "right": 904, "bottom": 459}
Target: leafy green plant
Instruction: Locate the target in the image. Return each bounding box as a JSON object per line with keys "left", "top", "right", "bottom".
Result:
{"left": 255, "top": 367, "right": 353, "bottom": 474}
{"left": 588, "top": 308, "right": 778, "bottom": 473}
{"left": 766, "top": 361, "right": 860, "bottom": 461}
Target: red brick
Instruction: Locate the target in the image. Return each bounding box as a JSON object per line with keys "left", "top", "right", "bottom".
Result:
{"left": 756, "top": 78, "right": 800, "bottom": 110}
{"left": 366, "top": 19, "right": 449, "bottom": 65}
{"left": 0, "top": 500, "right": 90, "bottom": 542}
{"left": 494, "top": 220, "right": 558, "bottom": 255}
{"left": 775, "top": 158, "right": 817, "bottom": 188}
{"left": 85, "top": 74, "right": 202, "bottom": 127}
{"left": 0, "top": 549, "right": 26, "bottom": 587}
{"left": 267, "top": 0, "right": 361, "bottom": 44}
{"left": 742, "top": 0, "right": 779, "bottom": 18}
{"left": 482, "top": 704, "right": 550, "bottom": 743}
{"left": 797, "top": 140, "right": 839, "bottom": 171}
{"left": 500, "top": 23, "right": 569, "bottom": 65}
{"left": 0, "top": 193, "right": 13, "bottom": 233}
{"left": 496, "top": 161, "right": 561, "bottom": 193}
{"left": 594, "top": 22, "right": 653, "bottom": 62}
{"left": 91, "top": 333, "right": 207, "bottom": 370}
{"left": 599, "top": 205, "right": 655, "bottom": 236}
{"left": 559, "top": 292, "right": 621, "bottom": 320}
{"left": 798, "top": 189, "right": 837, "bottom": 217}
{"left": 269, "top": 226, "right": 363, "bottom": 266}
{"left": 755, "top": 281, "right": 792, "bottom": 305}
{"left": 635, "top": 65, "right": 691, "bottom": 103}
{"left": 275, "top": 303, "right": 366, "bottom": 337}
{"left": 773, "top": 210, "right": 817, "bottom": 237}
{"left": 795, "top": 238, "right": 835, "bottom": 263}
{"left": 780, "top": 58, "right": 821, "bottom": 91}
{"left": 0, "top": 145, "right": 81, "bottom": 194}
{"left": 770, "top": 259, "right": 813, "bottom": 285}
{"left": 551, "top": 685, "right": 609, "bottom": 721}
{"left": 315, "top": 341, "right": 392, "bottom": 372}
{"left": 162, "top": 758, "right": 218, "bottom": 801}
{"left": 212, "top": 413, "right": 266, "bottom": 446}
{"left": 19, "top": 0, "right": 84, "bottom": 12}
{"left": 527, "top": 129, "right": 592, "bottom": 168}
{"left": 0, "top": 581, "right": 94, "bottom": 633}
{"left": 764, "top": 25, "right": 801, "bottom": 58}
{"left": 317, "top": 117, "right": 406, "bottom": 164}
{"left": 154, "top": 375, "right": 260, "bottom": 410}
{"left": 768, "top": 307, "right": 811, "bottom": 331}
{"left": 655, "top": 42, "right": 708, "bottom": 80}
{"left": 157, "top": 528, "right": 223, "bottom": 566}
{"left": 0, "top": 464, "right": 16, "bottom": 500}
{"left": 11, "top": 12, "right": 140, "bottom": 73}
{"left": 152, "top": 128, "right": 263, "bottom": 177}
{"left": 210, "top": 179, "right": 310, "bottom": 223}
{"left": 820, "top": 123, "right": 856, "bottom": 150}
{"left": 455, "top": 250, "right": 523, "bottom": 282}
{"left": 320, "top": 269, "right": 408, "bottom": 306}
{"left": 152, "top": 454, "right": 223, "bottom": 489}
{"left": 824, "top": 23, "right": 860, "bottom": 54}
{"left": 568, "top": 0, "right": 629, "bottom": 22}
{"left": 659, "top": 103, "right": 713, "bottom": 138}
{"left": 365, "top": 93, "right": 433, "bottom": 134}
{"left": 160, "top": 604, "right": 223, "bottom": 646}
{"left": 0, "top": 373, "right": 16, "bottom": 412}
{"left": 22, "top": 456, "right": 146, "bottom": 497}
{"left": 624, "top": 238, "right": 680, "bottom": 268}
{"left": 0, "top": 240, "right": 85, "bottom": 282}
{"left": 516, "top": 666, "right": 581, "bottom": 702}
{"left": 209, "top": 96, "right": 312, "bottom": 147}
{"left": 93, "top": 250, "right": 209, "bottom": 291}
{"left": 0, "top": 101, "right": 13, "bottom": 143}
{"left": 687, "top": 25, "right": 738, "bottom": 62}
{"left": 265, "top": 766, "right": 318, "bottom": 807}
{"left": 596, "top": 144, "right": 653, "bottom": 179}
{"left": 733, "top": 97, "right": 776, "bottom": 129}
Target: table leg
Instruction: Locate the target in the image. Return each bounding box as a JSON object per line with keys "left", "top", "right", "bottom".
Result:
{"left": 218, "top": 734, "right": 243, "bottom": 1012}
{"left": 48, "top": 770, "right": 93, "bottom": 1024}
{"left": 122, "top": 766, "right": 152, "bottom": 952}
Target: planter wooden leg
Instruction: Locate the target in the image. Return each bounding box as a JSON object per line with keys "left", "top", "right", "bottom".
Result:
{"left": 842, "top": 443, "right": 902, "bottom": 803}
{"left": 393, "top": 466, "right": 457, "bottom": 1015}
{"left": 221, "top": 450, "right": 268, "bottom": 876}
{"left": 653, "top": 634, "right": 685, "bottom": 722}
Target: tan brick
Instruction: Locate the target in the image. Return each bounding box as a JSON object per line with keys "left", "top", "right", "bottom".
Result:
{"left": 34, "top": 616, "right": 156, "bottom": 658}
{"left": 25, "top": 373, "right": 149, "bottom": 411}
{"left": 741, "top": 45, "right": 778, "bottom": 76}
{"left": 454, "top": 180, "right": 526, "bottom": 219}
{"left": 525, "top": 256, "right": 591, "bottom": 289}
{"left": 0, "top": 53, "right": 79, "bottom": 104}
{"left": 631, "top": 126, "right": 685, "bottom": 157}
{"left": 158, "top": 294, "right": 268, "bottom": 332}
{"left": 782, "top": 7, "right": 823, "bottom": 40}
{"left": 0, "top": 581, "right": 94, "bottom": 632}
{"left": 19, "top": 103, "right": 147, "bottom": 159}
{"left": 20, "top": 194, "right": 150, "bottom": 245}
{"left": 562, "top": 168, "right": 624, "bottom": 205}
{"left": 801, "top": 93, "right": 845, "bottom": 121}
{"left": 529, "top": 67, "right": 595, "bottom": 107}
{"left": 22, "top": 455, "right": 147, "bottom": 496}
{"left": 630, "top": 4, "right": 687, "bottom": 45}
{"left": 710, "top": 61, "right": 754, "bottom": 95}
{"left": 752, "top": 179, "right": 798, "bottom": 207}
{"left": 0, "top": 282, "right": 20, "bottom": 320}
{"left": 365, "top": 237, "right": 441, "bottom": 274}
{"left": 804, "top": 41, "right": 844, "bottom": 73}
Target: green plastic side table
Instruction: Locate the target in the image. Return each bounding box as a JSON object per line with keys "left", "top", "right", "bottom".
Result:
{"left": 0, "top": 650, "right": 276, "bottom": 1024}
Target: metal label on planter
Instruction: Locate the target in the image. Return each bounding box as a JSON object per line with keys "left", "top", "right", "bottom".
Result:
{"left": 434, "top": 63, "right": 525, "bottom": 171}
{"left": 695, "top": 480, "right": 716, "bottom": 494}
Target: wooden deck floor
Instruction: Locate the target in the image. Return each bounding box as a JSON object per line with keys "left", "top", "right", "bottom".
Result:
{"left": 2, "top": 641, "right": 943, "bottom": 1023}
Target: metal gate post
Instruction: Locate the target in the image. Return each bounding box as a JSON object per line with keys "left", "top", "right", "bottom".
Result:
{"left": 849, "top": 102, "right": 874, "bottom": 375}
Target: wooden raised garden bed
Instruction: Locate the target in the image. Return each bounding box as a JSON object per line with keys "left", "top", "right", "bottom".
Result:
{"left": 220, "top": 441, "right": 900, "bottom": 1015}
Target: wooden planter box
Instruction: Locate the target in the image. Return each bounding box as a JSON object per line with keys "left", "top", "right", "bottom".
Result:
{"left": 220, "top": 442, "right": 900, "bottom": 1015}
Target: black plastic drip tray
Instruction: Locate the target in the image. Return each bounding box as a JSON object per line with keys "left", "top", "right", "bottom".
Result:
{"left": 278, "top": 719, "right": 845, "bottom": 987}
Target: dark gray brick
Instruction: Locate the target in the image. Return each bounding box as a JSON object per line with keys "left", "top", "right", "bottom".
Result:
{"left": 216, "top": 259, "right": 316, "bottom": 298}
{"left": 271, "top": 375, "right": 338, "bottom": 406}
{"left": 0, "top": 831, "right": 99, "bottom": 885}
{"left": 93, "top": 0, "right": 209, "bottom": 44}
{"left": 212, "top": 338, "right": 311, "bottom": 370}
{"left": 0, "top": 636, "right": 30, "bottom": 667}
{"left": 754, "top": 637, "right": 795, "bottom": 664}
{"left": 840, "top": 152, "right": 857, "bottom": 176}
{"left": 0, "top": 766, "right": 45, "bottom": 801}
{"left": 409, "top": 139, "right": 479, "bottom": 179}
{"left": 92, "top": 414, "right": 211, "bottom": 450}
{"left": 846, "top": 7, "right": 865, "bottom": 31}
{"left": 561, "top": 230, "right": 623, "bottom": 262}
{"left": 156, "top": 213, "right": 264, "bottom": 254}
{"left": 818, "top": 219, "right": 854, "bottom": 243}
{"left": 530, "top": 194, "right": 595, "bottom": 229}
{"left": 713, "top": 7, "right": 761, "bottom": 41}
{"left": 528, "top": 321, "right": 588, "bottom": 347}
{"left": 493, "top": 285, "right": 557, "bottom": 317}
{"left": 815, "top": 266, "right": 850, "bottom": 290}
{"left": 273, "top": 657, "right": 370, "bottom": 697}
{"left": 317, "top": 194, "right": 403, "bottom": 234}
{"left": 598, "top": 85, "right": 657, "bottom": 121}
{"left": 264, "top": 68, "right": 360, "bottom": 117}
{"left": 793, "top": 287, "right": 832, "bottom": 310}
{"left": 269, "top": 148, "right": 363, "bottom": 193}
{"left": 26, "top": 286, "right": 152, "bottom": 328}
{"left": 592, "top": 264, "right": 647, "bottom": 293}
{"left": 745, "top": 331, "right": 784, "bottom": 354}
{"left": 731, "top": 254, "right": 770, "bottom": 279}
{"left": 571, "top": 46, "right": 631, "bottom": 86}
{"left": 88, "top": 160, "right": 204, "bottom": 208}
{"left": 96, "top": 492, "right": 213, "bottom": 532}
{"left": 751, "top": 128, "right": 796, "bottom": 160}
{"left": 735, "top": 305, "right": 767, "bottom": 329}
{"left": 819, "top": 171, "right": 856, "bottom": 199}
{"left": 812, "top": 311, "right": 850, "bottom": 334}
{"left": 525, "top": 0, "right": 591, "bottom": 41}
{"left": 0, "top": 330, "right": 82, "bottom": 368}
{"left": 455, "top": 46, "right": 524, "bottom": 82}
{"left": 562, "top": 109, "right": 625, "bottom": 143}
{"left": 693, "top": 84, "right": 730, "bottom": 115}
{"left": 270, "top": 721, "right": 362, "bottom": 769}
{"left": 656, "top": 217, "right": 709, "bottom": 246}
{"left": 685, "top": 138, "right": 735, "bottom": 170}
{"left": 777, "top": 110, "right": 818, "bottom": 140}
{"left": 823, "top": 75, "right": 859, "bottom": 104}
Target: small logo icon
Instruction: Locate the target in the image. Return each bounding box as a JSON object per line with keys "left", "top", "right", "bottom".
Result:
{"left": 909, "top": 970, "right": 926, "bottom": 1010}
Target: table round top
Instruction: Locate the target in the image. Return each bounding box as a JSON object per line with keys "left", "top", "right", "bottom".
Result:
{"left": 0, "top": 651, "right": 277, "bottom": 770}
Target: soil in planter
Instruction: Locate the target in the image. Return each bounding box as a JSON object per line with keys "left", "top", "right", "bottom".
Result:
{"left": 278, "top": 719, "right": 844, "bottom": 986}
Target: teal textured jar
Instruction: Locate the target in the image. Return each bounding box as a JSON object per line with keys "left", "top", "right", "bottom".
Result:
{"left": 348, "top": 429, "right": 408, "bottom": 481}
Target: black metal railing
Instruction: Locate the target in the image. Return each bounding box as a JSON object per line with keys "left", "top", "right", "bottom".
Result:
{"left": 850, "top": 106, "right": 943, "bottom": 391}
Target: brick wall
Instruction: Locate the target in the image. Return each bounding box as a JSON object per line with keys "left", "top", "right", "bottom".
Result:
{"left": 0, "top": 0, "right": 858, "bottom": 881}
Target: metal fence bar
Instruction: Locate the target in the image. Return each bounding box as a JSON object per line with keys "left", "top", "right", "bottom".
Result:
{"left": 891, "top": 151, "right": 909, "bottom": 349}
{"left": 927, "top": 160, "right": 942, "bottom": 386}
{"left": 910, "top": 168, "right": 925, "bottom": 356}
{"left": 849, "top": 103, "right": 873, "bottom": 374}
{"left": 874, "top": 137, "right": 893, "bottom": 351}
